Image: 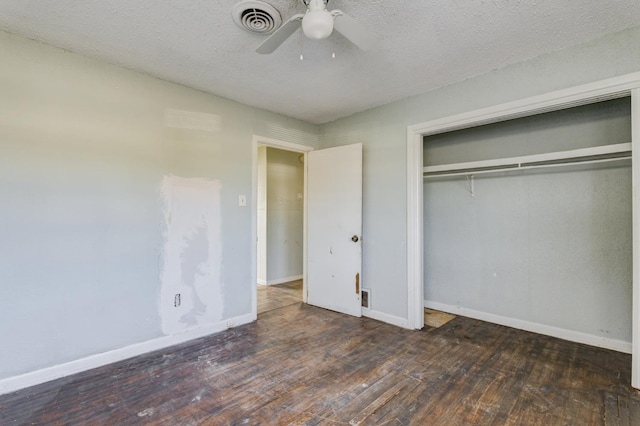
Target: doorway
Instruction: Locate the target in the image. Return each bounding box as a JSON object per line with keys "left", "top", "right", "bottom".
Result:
{"left": 251, "top": 136, "right": 364, "bottom": 320}
{"left": 257, "top": 145, "right": 305, "bottom": 314}
{"left": 251, "top": 136, "right": 313, "bottom": 318}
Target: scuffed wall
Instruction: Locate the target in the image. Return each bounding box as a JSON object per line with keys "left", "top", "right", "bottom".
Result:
{"left": 0, "top": 29, "right": 319, "bottom": 381}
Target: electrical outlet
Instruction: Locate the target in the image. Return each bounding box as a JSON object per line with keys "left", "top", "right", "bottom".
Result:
{"left": 174, "top": 293, "right": 181, "bottom": 307}
{"left": 238, "top": 195, "right": 246, "bottom": 206}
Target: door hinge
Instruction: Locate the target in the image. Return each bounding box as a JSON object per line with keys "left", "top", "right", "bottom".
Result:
{"left": 355, "top": 273, "right": 360, "bottom": 294}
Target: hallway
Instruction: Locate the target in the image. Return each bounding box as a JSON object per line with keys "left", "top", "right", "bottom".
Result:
{"left": 257, "top": 280, "right": 303, "bottom": 314}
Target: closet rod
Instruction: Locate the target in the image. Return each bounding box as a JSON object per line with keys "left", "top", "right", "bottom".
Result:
{"left": 423, "top": 155, "right": 631, "bottom": 179}
{"left": 423, "top": 142, "right": 631, "bottom": 179}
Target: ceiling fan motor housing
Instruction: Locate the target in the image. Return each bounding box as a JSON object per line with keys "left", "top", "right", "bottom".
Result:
{"left": 302, "top": 12, "right": 333, "bottom": 39}
{"left": 255, "top": 0, "right": 376, "bottom": 54}
{"left": 302, "top": 0, "right": 333, "bottom": 39}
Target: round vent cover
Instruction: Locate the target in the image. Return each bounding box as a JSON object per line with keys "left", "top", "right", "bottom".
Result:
{"left": 232, "top": 1, "right": 282, "bottom": 34}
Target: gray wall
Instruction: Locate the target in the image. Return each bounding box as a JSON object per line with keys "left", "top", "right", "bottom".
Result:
{"left": 320, "top": 26, "right": 640, "bottom": 320}
{"left": 266, "top": 148, "right": 304, "bottom": 283}
{"left": 423, "top": 99, "right": 632, "bottom": 342}
{"left": 424, "top": 99, "right": 632, "bottom": 165}
{"left": 0, "top": 30, "right": 319, "bottom": 380}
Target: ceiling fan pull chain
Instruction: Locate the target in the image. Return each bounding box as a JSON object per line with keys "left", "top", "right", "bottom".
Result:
{"left": 299, "top": 26, "right": 305, "bottom": 60}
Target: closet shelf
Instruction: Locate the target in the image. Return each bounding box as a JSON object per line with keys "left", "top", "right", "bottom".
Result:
{"left": 423, "top": 142, "right": 631, "bottom": 179}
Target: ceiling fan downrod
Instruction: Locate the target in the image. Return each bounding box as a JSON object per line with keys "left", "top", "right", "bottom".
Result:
{"left": 301, "top": 0, "right": 329, "bottom": 6}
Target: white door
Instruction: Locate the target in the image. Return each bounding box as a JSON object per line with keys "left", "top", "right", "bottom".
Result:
{"left": 307, "top": 143, "right": 362, "bottom": 317}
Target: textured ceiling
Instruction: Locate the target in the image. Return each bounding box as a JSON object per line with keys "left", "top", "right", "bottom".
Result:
{"left": 1, "top": 1, "right": 639, "bottom": 124}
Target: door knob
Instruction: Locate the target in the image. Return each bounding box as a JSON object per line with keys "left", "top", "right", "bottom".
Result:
{"left": 351, "top": 235, "right": 359, "bottom": 243}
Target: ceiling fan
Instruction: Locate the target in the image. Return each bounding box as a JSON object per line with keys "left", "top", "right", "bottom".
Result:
{"left": 256, "top": 0, "right": 377, "bottom": 54}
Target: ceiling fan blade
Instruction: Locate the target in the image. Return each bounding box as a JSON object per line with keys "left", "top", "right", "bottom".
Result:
{"left": 332, "top": 11, "right": 377, "bottom": 51}
{"left": 256, "top": 14, "right": 304, "bottom": 54}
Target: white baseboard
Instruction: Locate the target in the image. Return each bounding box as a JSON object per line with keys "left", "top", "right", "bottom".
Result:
{"left": 424, "top": 300, "right": 631, "bottom": 354}
{"left": 362, "top": 309, "right": 408, "bottom": 329}
{"left": 0, "top": 313, "right": 254, "bottom": 396}
{"left": 266, "top": 275, "right": 303, "bottom": 286}
{"left": 257, "top": 279, "right": 267, "bottom": 285}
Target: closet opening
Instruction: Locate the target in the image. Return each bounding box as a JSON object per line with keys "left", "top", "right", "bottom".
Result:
{"left": 422, "top": 98, "right": 632, "bottom": 353}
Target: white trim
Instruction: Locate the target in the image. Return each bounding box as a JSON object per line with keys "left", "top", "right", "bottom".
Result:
{"left": 257, "top": 279, "right": 267, "bottom": 286}
{"left": 424, "top": 301, "right": 632, "bottom": 354}
{"left": 632, "top": 88, "right": 640, "bottom": 388}
{"left": 265, "top": 275, "right": 303, "bottom": 286}
{"left": 406, "top": 131, "right": 424, "bottom": 330}
{"left": 251, "top": 138, "right": 259, "bottom": 320}
{"left": 251, "top": 135, "right": 313, "bottom": 318}
{"left": 254, "top": 135, "right": 314, "bottom": 152}
{"left": 0, "top": 313, "right": 254, "bottom": 396}
{"left": 407, "top": 71, "right": 640, "bottom": 388}
{"left": 409, "top": 71, "right": 640, "bottom": 137}
{"left": 302, "top": 151, "right": 309, "bottom": 303}
{"left": 363, "top": 309, "right": 408, "bottom": 329}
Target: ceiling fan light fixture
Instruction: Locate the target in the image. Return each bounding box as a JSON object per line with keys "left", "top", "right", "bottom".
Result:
{"left": 302, "top": 9, "right": 334, "bottom": 39}
{"left": 256, "top": 0, "right": 377, "bottom": 54}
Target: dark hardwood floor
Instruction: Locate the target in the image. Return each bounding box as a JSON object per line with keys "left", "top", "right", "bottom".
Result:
{"left": 1, "top": 303, "right": 639, "bottom": 425}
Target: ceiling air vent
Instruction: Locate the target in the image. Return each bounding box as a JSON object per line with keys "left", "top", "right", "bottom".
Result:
{"left": 232, "top": 1, "right": 282, "bottom": 34}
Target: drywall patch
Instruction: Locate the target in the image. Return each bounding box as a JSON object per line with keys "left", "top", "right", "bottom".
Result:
{"left": 160, "top": 175, "right": 223, "bottom": 335}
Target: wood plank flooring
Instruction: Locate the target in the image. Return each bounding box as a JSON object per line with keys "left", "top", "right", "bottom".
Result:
{"left": 257, "top": 280, "right": 302, "bottom": 314}
{"left": 424, "top": 308, "right": 456, "bottom": 328}
{"left": 1, "top": 303, "right": 639, "bottom": 425}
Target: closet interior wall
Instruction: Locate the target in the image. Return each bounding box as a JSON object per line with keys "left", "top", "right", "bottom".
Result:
{"left": 423, "top": 98, "right": 633, "bottom": 349}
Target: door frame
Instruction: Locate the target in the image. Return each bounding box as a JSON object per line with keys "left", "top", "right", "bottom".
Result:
{"left": 406, "top": 71, "right": 640, "bottom": 387}
{"left": 251, "top": 135, "right": 314, "bottom": 320}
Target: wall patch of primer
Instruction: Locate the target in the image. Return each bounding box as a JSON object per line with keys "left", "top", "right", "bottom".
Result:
{"left": 160, "top": 175, "right": 223, "bottom": 335}
{"left": 164, "top": 108, "right": 221, "bottom": 132}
